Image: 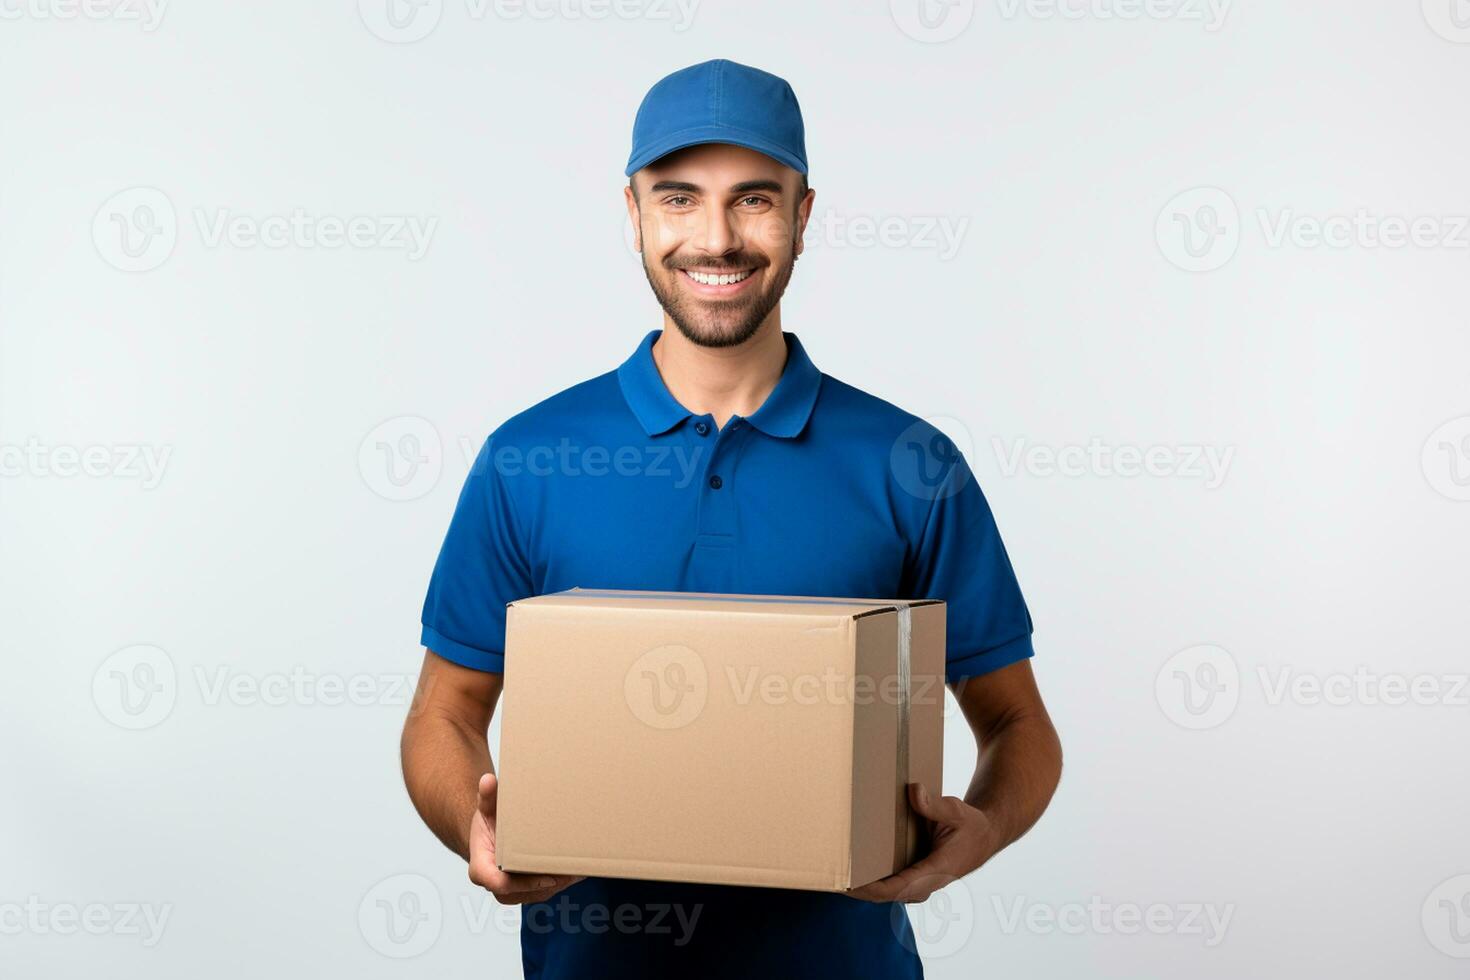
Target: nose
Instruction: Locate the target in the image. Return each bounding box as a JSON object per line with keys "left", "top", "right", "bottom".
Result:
{"left": 692, "top": 202, "right": 743, "bottom": 257}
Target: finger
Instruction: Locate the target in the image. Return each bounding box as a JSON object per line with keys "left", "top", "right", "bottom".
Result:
{"left": 907, "top": 782, "right": 950, "bottom": 823}
{"left": 497, "top": 875, "right": 585, "bottom": 903}
{"left": 889, "top": 860, "right": 961, "bottom": 904}
{"left": 502, "top": 879, "right": 585, "bottom": 906}
{"left": 848, "top": 869, "right": 917, "bottom": 904}
{"left": 477, "top": 772, "right": 497, "bottom": 817}
{"left": 499, "top": 871, "right": 585, "bottom": 895}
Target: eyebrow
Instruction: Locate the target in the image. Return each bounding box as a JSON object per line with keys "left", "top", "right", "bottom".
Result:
{"left": 647, "top": 179, "right": 786, "bottom": 196}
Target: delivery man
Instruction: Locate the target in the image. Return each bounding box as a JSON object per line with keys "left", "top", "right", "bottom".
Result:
{"left": 400, "top": 58, "right": 1063, "bottom": 979}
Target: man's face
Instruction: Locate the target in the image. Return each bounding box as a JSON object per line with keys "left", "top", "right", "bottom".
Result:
{"left": 626, "top": 143, "right": 812, "bottom": 349}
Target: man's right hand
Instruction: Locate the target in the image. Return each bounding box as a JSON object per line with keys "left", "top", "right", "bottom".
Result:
{"left": 468, "top": 772, "right": 585, "bottom": 905}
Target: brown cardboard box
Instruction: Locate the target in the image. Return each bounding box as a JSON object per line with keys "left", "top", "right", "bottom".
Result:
{"left": 494, "top": 588, "right": 945, "bottom": 893}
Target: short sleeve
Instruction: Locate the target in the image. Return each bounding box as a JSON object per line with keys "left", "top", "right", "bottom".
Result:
{"left": 900, "top": 445, "right": 1035, "bottom": 684}
{"left": 419, "top": 435, "right": 533, "bottom": 673}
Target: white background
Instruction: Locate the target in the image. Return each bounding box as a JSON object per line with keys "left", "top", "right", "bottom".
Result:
{"left": 3, "top": 1, "right": 1469, "bottom": 977}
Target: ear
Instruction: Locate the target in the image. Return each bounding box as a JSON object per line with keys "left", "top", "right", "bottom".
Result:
{"left": 794, "top": 182, "right": 814, "bottom": 258}
{"left": 624, "top": 183, "right": 642, "bottom": 253}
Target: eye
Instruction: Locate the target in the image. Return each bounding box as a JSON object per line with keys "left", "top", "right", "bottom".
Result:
{"left": 739, "top": 196, "right": 771, "bottom": 208}
{"left": 664, "top": 194, "right": 694, "bottom": 208}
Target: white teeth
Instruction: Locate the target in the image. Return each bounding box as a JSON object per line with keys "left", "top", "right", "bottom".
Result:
{"left": 686, "top": 269, "right": 752, "bottom": 286}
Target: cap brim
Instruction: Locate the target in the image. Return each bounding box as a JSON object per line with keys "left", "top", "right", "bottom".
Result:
{"left": 625, "top": 125, "right": 807, "bottom": 177}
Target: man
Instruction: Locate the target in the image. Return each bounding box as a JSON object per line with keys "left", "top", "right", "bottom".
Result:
{"left": 401, "top": 59, "right": 1062, "bottom": 978}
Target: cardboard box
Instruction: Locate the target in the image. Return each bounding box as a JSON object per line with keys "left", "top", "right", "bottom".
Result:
{"left": 495, "top": 588, "right": 946, "bottom": 893}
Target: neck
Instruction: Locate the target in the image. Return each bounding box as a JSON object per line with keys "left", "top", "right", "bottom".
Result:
{"left": 651, "top": 314, "right": 788, "bottom": 431}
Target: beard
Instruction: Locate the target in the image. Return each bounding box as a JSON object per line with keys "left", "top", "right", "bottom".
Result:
{"left": 639, "top": 240, "right": 797, "bottom": 350}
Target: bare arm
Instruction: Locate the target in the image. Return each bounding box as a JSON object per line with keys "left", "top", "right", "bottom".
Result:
{"left": 949, "top": 658, "right": 1063, "bottom": 851}
{"left": 401, "top": 650, "right": 500, "bottom": 859}
{"left": 849, "top": 658, "right": 1062, "bottom": 903}
{"left": 400, "top": 649, "right": 582, "bottom": 903}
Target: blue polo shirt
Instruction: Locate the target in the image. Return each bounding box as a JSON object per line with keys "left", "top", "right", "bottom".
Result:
{"left": 420, "top": 328, "right": 1035, "bottom": 979}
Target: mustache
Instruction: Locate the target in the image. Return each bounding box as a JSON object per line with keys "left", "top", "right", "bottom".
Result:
{"left": 667, "top": 256, "right": 764, "bottom": 271}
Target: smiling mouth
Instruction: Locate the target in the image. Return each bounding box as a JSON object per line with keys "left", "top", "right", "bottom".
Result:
{"left": 680, "top": 267, "right": 755, "bottom": 286}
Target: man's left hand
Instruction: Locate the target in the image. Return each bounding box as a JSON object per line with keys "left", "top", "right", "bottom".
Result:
{"left": 847, "top": 782, "right": 1001, "bottom": 904}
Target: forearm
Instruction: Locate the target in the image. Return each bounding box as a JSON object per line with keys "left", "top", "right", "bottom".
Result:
{"left": 401, "top": 706, "right": 493, "bottom": 861}
{"left": 960, "top": 707, "right": 1062, "bottom": 853}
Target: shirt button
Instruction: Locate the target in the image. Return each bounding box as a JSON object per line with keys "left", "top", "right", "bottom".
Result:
{"left": 708, "top": 474, "right": 723, "bottom": 490}
{"left": 694, "top": 421, "right": 710, "bottom": 436}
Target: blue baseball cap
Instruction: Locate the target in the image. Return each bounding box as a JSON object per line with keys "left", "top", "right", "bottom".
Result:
{"left": 625, "top": 59, "right": 808, "bottom": 179}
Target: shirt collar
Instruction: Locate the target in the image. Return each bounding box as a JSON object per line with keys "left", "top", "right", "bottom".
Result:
{"left": 617, "top": 328, "right": 823, "bottom": 439}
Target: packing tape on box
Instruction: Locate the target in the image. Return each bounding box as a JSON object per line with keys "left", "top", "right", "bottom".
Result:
{"left": 893, "top": 602, "right": 912, "bottom": 867}
{"left": 556, "top": 587, "right": 920, "bottom": 868}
